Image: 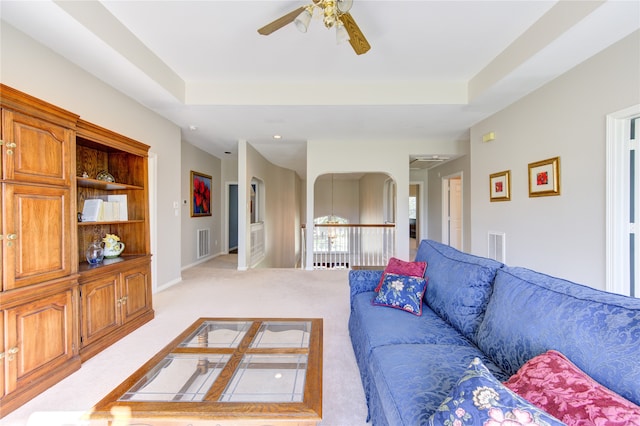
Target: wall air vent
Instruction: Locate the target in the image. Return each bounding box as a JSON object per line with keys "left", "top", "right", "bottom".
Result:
{"left": 488, "top": 231, "right": 506, "bottom": 263}
{"left": 197, "top": 228, "right": 210, "bottom": 259}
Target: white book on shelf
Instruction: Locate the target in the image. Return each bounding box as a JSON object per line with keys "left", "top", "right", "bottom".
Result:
{"left": 101, "top": 201, "right": 119, "bottom": 221}
{"left": 82, "top": 199, "right": 103, "bottom": 222}
{"left": 107, "top": 194, "right": 128, "bottom": 221}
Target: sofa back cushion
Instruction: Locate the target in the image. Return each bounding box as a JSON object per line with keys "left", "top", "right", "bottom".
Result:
{"left": 414, "top": 240, "right": 503, "bottom": 342}
{"left": 476, "top": 266, "right": 640, "bottom": 406}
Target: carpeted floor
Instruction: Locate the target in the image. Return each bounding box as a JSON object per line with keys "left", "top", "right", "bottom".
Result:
{"left": 2, "top": 255, "right": 369, "bottom": 426}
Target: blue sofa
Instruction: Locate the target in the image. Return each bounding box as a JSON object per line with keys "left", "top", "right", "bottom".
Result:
{"left": 348, "top": 239, "right": 640, "bottom": 425}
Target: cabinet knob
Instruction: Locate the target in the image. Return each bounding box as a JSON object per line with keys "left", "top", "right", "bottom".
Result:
{"left": 5, "top": 234, "right": 17, "bottom": 247}
{"left": 7, "top": 347, "right": 19, "bottom": 361}
{"left": 5, "top": 142, "right": 16, "bottom": 155}
{"left": 0, "top": 352, "right": 4, "bottom": 360}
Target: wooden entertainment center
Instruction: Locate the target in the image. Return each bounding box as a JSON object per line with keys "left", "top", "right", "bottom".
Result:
{"left": 0, "top": 84, "right": 153, "bottom": 417}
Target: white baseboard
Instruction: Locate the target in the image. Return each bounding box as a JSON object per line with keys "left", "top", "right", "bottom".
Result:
{"left": 155, "top": 276, "right": 182, "bottom": 293}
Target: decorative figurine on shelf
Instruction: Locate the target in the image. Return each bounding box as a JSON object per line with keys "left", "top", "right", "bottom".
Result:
{"left": 103, "top": 233, "right": 125, "bottom": 258}
{"left": 96, "top": 170, "right": 115, "bottom": 182}
{"left": 86, "top": 241, "right": 104, "bottom": 265}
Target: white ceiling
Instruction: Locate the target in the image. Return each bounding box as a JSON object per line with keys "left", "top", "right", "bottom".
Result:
{"left": 2, "top": 0, "right": 639, "bottom": 178}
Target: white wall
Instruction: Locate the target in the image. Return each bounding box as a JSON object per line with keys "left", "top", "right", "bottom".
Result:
{"left": 1, "top": 23, "right": 183, "bottom": 290}
{"left": 305, "top": 138, "right": 469, "bottom": 267}
{"left": 470, "top": 30, "right": 640, "bottom": 289}
{"left": 426, "top": 155, "right": 471, "bottom": 250}
{"left": 181, "top": 141, "right": 222, "bottom": 268}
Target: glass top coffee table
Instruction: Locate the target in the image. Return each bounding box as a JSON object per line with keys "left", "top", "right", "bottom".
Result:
{"left": 89, "top": 318, "right": 323, "bottom": 425}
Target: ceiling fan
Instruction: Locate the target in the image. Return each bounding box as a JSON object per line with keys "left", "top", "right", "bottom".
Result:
{"left": 257, "top": 0, "right": 371, "bottom": 55}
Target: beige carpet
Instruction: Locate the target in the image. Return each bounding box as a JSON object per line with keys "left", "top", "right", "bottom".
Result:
{"left": 2, "top": 255, "right": 369, "bottom": 426}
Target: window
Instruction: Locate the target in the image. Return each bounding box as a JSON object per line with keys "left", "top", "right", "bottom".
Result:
{"left": 383, "top": 179, "right": 396, "bottom": 223}
{"left": 409, "top": 196, "right": 417, "bottom": 220}
{"left": 250, "top": 178, "right": 264, "bottom": 224}
{"left": 313, "top": 216, "right": 348, "bottom": 253}
{"left": 606, "top": 106, "right": 639, "bottom": 297}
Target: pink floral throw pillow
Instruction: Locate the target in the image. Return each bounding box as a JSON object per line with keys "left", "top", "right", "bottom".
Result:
{"left": 375, "top": 257, "right": 427, "bottom": 292}
{"left": 504, "top": 350, "right": 640, "bottom": 426}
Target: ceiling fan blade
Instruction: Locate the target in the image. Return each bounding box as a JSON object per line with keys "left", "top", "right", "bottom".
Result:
{"left": 258, "top": 6, "right": 306, "bottom": 35}
{"left": 340, "top": 12, "right": 370, "bottom": 55}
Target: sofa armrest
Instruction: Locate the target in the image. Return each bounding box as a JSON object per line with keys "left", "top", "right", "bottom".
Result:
{"left": 349, "top": 269, "right": 383, "bottom": 300}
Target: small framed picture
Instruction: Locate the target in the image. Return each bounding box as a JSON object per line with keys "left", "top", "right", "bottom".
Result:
{"left": 528, "top": 157, "right": 560, "bottom": 197}
{"left": 489, "top": 170, "right": 511, "bottom": 202}
{"left": 191, "top": 171, "right": 212, "bottom": 217}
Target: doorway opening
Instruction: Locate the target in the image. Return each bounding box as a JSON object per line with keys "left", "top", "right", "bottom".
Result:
{"left": 227, "top": 183, "right": 238, "bottom": 254}
{"left": 409, "top": 183, "right": 421, "bottom": 258}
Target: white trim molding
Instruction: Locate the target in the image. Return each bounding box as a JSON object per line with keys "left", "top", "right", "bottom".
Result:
{"left": 606, "top": 104, "right": 639, "bottom": 296}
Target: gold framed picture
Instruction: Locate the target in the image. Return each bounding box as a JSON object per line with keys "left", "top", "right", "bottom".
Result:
{"left": 489, "top": 170, "right": 511, "bottom": 202}
{"left": 528, "top": 157, "right": 560, "bottom": 197}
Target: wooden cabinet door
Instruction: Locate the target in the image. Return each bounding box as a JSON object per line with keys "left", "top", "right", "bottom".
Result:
{"left": 1, "top": 110, "right": 72, "bottom": 186}
{"left": 121, "top": 264, "right": 152, "bottom": 324}
{"left": 4, "top": 289, "right": 75, "bottom": 395}
{"left": 2, "top": 184, "right": 71, "bottom": 290}
{"left": 0, "top": 312, "right": 4, "bottom": 399}
{"left": 80, "top": 275, "right": 121, "bottom": 349}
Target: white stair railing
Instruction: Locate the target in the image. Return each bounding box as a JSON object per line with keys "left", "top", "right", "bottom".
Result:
{"left": 301, "top": 224, "right": 395, "bottom": 269}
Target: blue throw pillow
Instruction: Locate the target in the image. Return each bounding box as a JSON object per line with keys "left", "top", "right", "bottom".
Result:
{"left": 428, "top": 358, "right": 565, "bottom": 426}
{"left": 372, "top": 273, "right": 428, "bottom": 316}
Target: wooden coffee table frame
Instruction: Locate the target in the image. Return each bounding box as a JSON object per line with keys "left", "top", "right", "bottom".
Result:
{"left": 89, "top": 317, "right": 323, "bottom": 426}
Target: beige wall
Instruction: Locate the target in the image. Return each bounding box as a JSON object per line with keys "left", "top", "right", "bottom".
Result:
{"left": 1, "top": 23, "right": 183, "bottom": 291}
{"left": 314, "top": 176, "right": 360, "bottom": 223}
{"left": 470, "top": 30, "right": 640, "bottom": 289}
{"left": 241, "top": 142, "right": 301, "bottom": 268}
{"left": 181, "top": 141, "right": 222, "bottom": 268}
{"left": 359, "top": 173, "right": 389, "bottom": 224}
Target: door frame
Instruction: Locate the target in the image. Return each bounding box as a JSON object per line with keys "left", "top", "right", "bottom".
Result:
{"left": 225, "top": 181, "right": 238, "bottom": 255}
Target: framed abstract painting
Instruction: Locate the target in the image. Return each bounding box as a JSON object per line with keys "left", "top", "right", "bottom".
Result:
{"left": 191, "top": 171, "right": 212, "bottom": 216}
{"left": 528, "top": 157, "right": 560, "bottom": 197}
{"left": 489, "top": 170, "right": 511, "bottom": 202}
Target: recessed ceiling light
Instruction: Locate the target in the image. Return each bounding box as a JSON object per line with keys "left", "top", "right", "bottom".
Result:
{"left": 273, "top": 134, "right": 282, "bottom": 140}
{"left": 189, "top": 125, "right": 198, "bottom": 131}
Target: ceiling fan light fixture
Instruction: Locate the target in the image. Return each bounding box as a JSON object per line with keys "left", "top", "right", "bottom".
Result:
{"left": 323, "top": 0, "right": 338, "bottom": 28}
{"left": 335, "top": 20, "right": 350, "bottom": 44}
{"left": 294, "top": 7, "right": 313, "bottom": 33}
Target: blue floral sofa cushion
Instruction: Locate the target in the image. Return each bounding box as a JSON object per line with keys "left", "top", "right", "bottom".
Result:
{"left": 476, "top": 266, "right": 640, "bottom": 406}
{"left": 414, "top": 240, "right": 503, "bottom": 341}
{"left": 428, "top": 358, "right": 565, "bottom": 426}
{"left": 372, "top": 273, "right": 428, "bottom": 315}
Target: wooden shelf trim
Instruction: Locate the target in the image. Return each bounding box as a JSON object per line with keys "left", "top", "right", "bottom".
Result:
{"left": 78, "top": 220, "right": 145, "bottom": 226}
{"left": 76, "top": 177, "right": 144, "bottom": 191}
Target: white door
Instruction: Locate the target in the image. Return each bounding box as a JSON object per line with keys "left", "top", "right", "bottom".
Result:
{"left": 442, "top": 175, "right": 463, "bottom": 250}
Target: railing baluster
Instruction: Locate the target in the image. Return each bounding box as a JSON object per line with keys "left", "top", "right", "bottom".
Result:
{"left": 305, "top": 223, "right": 396, "bottom": 270}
